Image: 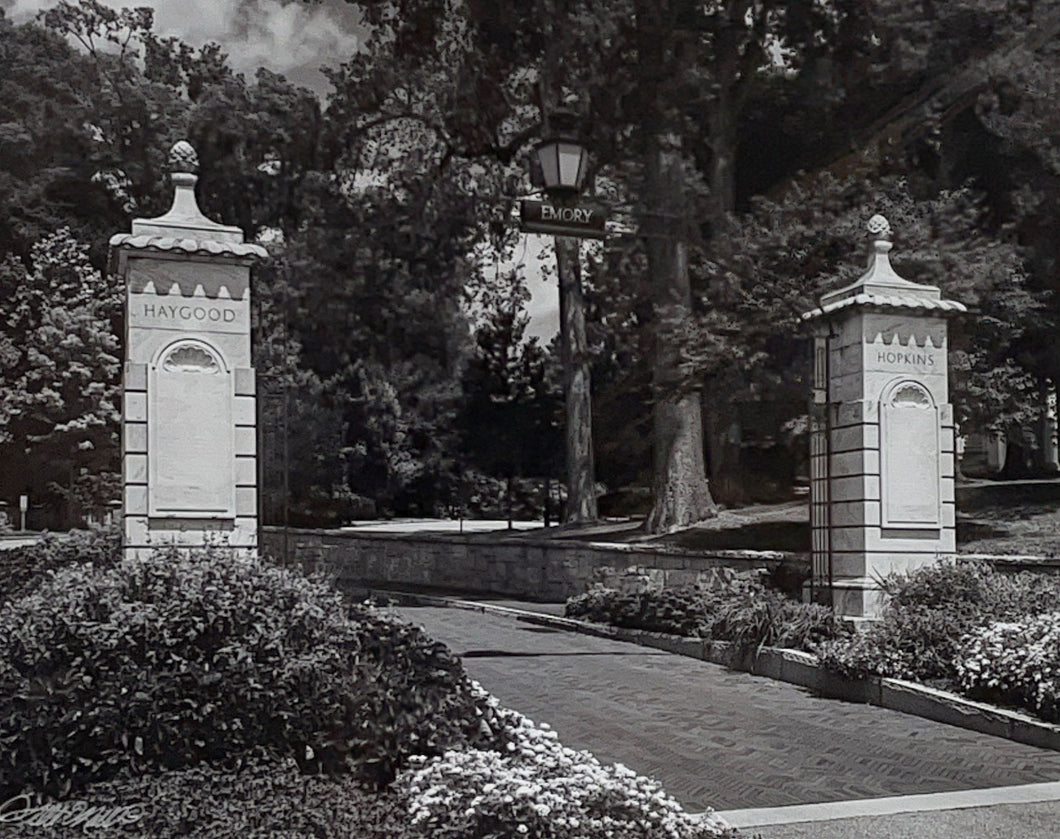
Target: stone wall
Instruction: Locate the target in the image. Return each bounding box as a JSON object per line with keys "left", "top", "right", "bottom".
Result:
{"left": 260, "top": 527, "right": 802, "bottom": 602}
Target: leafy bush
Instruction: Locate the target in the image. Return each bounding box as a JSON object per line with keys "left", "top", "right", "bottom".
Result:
{"left": 709, "top": 591, "right": 843, "bottom": 652}
{"left": 880, "top": 560, "right": 993, "bottom": 611}
{"left": 0, "top": 752, "right": 413, "bottom": 839}
{"left": 957, "top": 612, "right": 1060, "bottom": 722}
{"left": 0, "top": 548, "right": 498, "bottom": 799}
{"left": 565, "top": 578, "right": 843, "bottom": 653}
{"left": 342, "top": 605, "right": 507, "bottom": 785}
{"left": 818, "top": 561, "right": 1060, "bottom": 682}
{"left": 395, "top": 685, "right": 733, "bottom": 839}
{"left": 566, "top": 586, "right": 710, "bottom": 636}
{"left": 883, "top": 560, "right": 1060, "bottom": 621}
{"left": 816, "top": 606, "right": 971, "bottom": 681}
{"left": 0, "top": 525, "right": 120, "bottom": 605}
{"left": 565, "top": 587, "right": 622, "bottom": 624}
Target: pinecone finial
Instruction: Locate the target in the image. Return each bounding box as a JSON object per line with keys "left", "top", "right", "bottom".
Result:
{"left": 169, "top": 141, "right": 199, "bottom": 175}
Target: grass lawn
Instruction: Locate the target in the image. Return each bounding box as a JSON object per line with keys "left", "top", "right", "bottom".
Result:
{"left": 605, "top": 479, "right": 1060, "bottom": 557}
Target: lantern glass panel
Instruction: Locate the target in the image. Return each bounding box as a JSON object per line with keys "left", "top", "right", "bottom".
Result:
{"left": 537, "top": 142, "right": 561, "bottom": 190}
{"left": 557, "top": 143, "right": 586, "bottom": 190}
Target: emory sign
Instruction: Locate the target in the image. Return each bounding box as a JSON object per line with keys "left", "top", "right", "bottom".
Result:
{"left": 521, "top": 199, "right": 607, "bottom": 239}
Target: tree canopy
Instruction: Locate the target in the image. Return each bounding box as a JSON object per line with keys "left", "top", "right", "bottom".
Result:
{"left": 2, "top": 0, "right": 1059, "bottom": 527}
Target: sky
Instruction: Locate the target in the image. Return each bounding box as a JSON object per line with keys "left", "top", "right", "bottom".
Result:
{"left": 2, "top": 0, "right": 561, "bottom": 339}
{"left": 2, "top": 0, "right": 364, "bottom": 95}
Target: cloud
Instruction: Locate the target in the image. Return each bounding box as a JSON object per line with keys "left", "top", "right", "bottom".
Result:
{"left": 1, "top": 0, "right": 363, "bottom": 94}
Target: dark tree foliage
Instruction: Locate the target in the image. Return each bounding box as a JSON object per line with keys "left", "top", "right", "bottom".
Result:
{"left": 0, "top": 3, "right": 493, "bottom": 523}
{"left": 458, "top": 268, "right": 562, "bottom": 517}
{"left": 4, "top": 0, "right": 1060, "bottom": 525}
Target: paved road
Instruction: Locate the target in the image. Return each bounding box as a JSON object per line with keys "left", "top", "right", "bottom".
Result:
{"left": 393, "top": 605, "right": 1060, "bottom": 818}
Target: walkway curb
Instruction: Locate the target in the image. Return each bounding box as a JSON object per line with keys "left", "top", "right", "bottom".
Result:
{"left": 715, "top": 780, "right": 1060, "bottom": 828}
{"left": 372, "top": 588, "right": 1060, "bottom": 755}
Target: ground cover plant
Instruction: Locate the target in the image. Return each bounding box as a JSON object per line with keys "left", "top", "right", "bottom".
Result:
{"left": 0, "top": 534, "right": 730, "bottom": 837}
{"left": 565, "top": 572, "right": 844, "bottom": 653}
{"left": 811, "top": 561, "right": 1060, "bottom": 723}
{"left": 567, "top": 560, "right": 1060, "bottom": 726}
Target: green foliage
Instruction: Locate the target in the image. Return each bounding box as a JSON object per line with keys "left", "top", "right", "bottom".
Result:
{"left": 0, "top": 753, "right": 412, "bottom": 839}
{"left": 957, "top": 612, "right": 1060, "bottom": 723}
{"left": 7, "top": 0, "right": 1060, "bottom": 519}
{"left": 459, "top": 266, "right": 562, "bottom": 488}
{"left": 817, "top": 606, "right": 975, "bottom": 682}
{"left": 710, "top": 591, "right": 842, "bottom": 653}
{"left": 264, "top": 165, "right": 484, "bottom": 516}
{"left": 0, "top": 525, "right": 120, "bottom": 605}
{"left": 338, "top": 603, "right": 506, "bottom": 787}
{"left": 817, "top": 561, "right": 1060, "bottom": 682}
{"left": 0, "top": 547, "right": 498, "bottom": 799}
{"left": 565, "top": 577, "right": 845, "bottom": 653}
{"left": 565, "top": 586, "right": 625, "bottom": 624}
{"left": 0, "top": 8, "right": 125, "bottom": 253}
{"left": 692, "top": 177, "right": 1046, "bottom": 443}
{"left": 566, "top": 585, "right": 713, "bottom": 637}
{"left": 0, "top": 229, "right": 122, "bottom": 522}
{"left": 880, "top": 560, "right": 992, "bottom": 611}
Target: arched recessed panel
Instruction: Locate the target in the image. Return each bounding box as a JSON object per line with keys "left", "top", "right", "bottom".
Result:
{"left": 880, "top": 380, "right": 941, "bottom": 528}
{"left": 891, "top": 382, "right": 932, "bottom": 408}
{"left": 162, "top": 345, "right": 220, "bottom": 374}
{"left": 149, "top": 340, "right": 234, "bottom": 517}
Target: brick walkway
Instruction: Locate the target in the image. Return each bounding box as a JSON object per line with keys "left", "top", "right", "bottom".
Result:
{"left": 393, "top": 605, "right": 1060, "bottom": 813}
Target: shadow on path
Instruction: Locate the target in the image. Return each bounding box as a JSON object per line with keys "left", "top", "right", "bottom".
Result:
{"left": 395, "top": 605, "right": 1060, "bottom": 813}
{"left": 462, "top": 649, "right": 664, "bottom": 658}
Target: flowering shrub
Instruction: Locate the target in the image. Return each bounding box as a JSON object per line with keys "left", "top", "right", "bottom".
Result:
{"left": 818, "top": 562, "right": 1060, "bottom": 682}
{"left": 0, "top": 547, "right": 497, "bottom": 799}
{"left": 956, "top": 612, "right": 1060, "bottom": 721}
{"left": 395, "top": 686, "right": 733, "bottom": 839}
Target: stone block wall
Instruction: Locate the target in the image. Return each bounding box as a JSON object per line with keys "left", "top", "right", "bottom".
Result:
{"left": 260, "top": 527, "right": 800, "bottom": 602}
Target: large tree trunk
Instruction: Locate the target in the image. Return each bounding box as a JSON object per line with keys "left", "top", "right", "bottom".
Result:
{"left": 644, "top": 137, "right": 717, "bottom": 533}
{"left": 701, "top": 89, "right": 745, "bottom": 505}
{"left": 707, "top": 95, "right": 737, "bottom": 225}
{"left": 556, "top": 235, "right": 597, "bottom": 523}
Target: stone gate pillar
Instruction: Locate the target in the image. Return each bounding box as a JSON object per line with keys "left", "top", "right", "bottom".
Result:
{"left": 109, "top": 142, "right": 267, "bottom": 557}
{"left": 804, "top": 216, "right": 966, "bottom": 619}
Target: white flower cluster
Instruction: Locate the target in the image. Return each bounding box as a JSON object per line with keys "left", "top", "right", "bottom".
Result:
{"left": 957, "top": 611, "right": 1060, "bottom": 718}
{"left": 394, "top": 682, "right": 730, "bottom": 839}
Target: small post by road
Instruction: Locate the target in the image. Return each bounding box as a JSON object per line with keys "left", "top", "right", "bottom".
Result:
{"left": 522, "top": 108, "right": 606, "bottom": 524}
{"left": 556, "top": 234, "right": 597, "bottom": 523}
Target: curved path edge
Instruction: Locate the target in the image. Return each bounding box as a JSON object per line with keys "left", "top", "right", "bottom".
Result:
{"left": 366, "top": 588, "right": 1060, "bottom": 756}
{"left": 713, "top": 780, "right": 1060, "bottom": 828}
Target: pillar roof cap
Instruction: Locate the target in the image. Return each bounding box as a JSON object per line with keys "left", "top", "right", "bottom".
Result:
{"left": 803, "top": 214, "right": 967, "bottom": 320}
{"left": 109, "top": 142, "right": 267, "bottom": 270}
{"left": 122, "top": 141, "right": 249, "bottom": 246}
